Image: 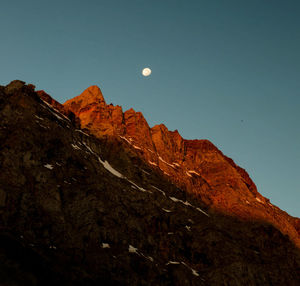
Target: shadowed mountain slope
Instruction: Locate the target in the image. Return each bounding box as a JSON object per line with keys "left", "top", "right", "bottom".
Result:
{"left": 0, "top": 80, "right": 299, "bottom": 285}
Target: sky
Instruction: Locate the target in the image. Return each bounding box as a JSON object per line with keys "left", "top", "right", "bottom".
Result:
{"left": 1, "top": 0, "right": 299, "bottom": 217}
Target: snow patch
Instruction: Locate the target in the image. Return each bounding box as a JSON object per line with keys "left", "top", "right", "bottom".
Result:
{"left": 255, "top": 197, "right": 264, "bottom": 204}
{"left": 71, "top": 143, "right": 81, "bottom": 150}
{"left": 186, "top": 171, "right": 192, "bottom": 177}
{"left": 162, "top": 208, "right": 172, "bottom": 213}
{"left": 181, "top": 262, "right": 200, "bottom": 277}
{"left": 151, "top": 186, "right": 166, "bottom": 196}
{"left": 148, "top": 161, "right": 157, "bottom": 166}
{"left": 187, "top": 170, "right": 200, "bottom": 176}
{"left": 169, "top": 197, "right": 180, "bottom": 202}
{"left": 133, "top": 145, "right": 142, "bottom": 150}
{"left": 101, "top": 243, "right": 110, "bottom": 249}
{"left": 98, "top": 158, "right": 124, "bottom": 178}
{"left": 183, "top": 201, "right": 192, "bottom": 207}
{"left": 37, "top": 123, "right": 48, "bottom": 129}
{"left": 158, "top": 156, "right": 175, "bottom": 168}
{"left": 119, "top": 136, "right": 132, "bottom": 145}
{"left": 41, "top": 100, "right": 70, "bottom": 122}
{"left": 129, "top": 245, "right": 138, "bottom": 253}
{"left": 44, "top": 164, "right": 54, "bottom": 170}
{"left": 166, "top": 261, "right": 180, "bottom": 265}
{"left": 82, "top": 142, "right": 96, "bottom": 155}
{"left": 75, "top": 129, "right": 90, "bottom": 136}
{"left": 34, "top": 115, "right": 44, "bottom": 120}
{"left": 196, "top": 207, "right": 210, "bottom": 217}
{"left": 141, "top": 169, "right": 150, "bottom": 175}
{"left": 169, "top": 196, "right": 210, "bottom": 217}
{"left": 127, "top": 180, "right": 150, "bottom": 193}
{"left": 185, "top": 225, "right": 191, "bottom": 231}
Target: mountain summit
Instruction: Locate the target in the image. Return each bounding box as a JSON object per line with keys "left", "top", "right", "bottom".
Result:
{"left": 65, "top": 85, "right": 106, "bottom": 109}
{"left": 63, "top": 85, "right": 300, "bottom": 247}
{"left": 0, "top": 80, "right": 299, "bottom": 285}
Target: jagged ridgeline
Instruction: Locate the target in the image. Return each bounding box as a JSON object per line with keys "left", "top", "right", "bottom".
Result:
{"left": 0, "top": 80, "right": 299, "bottom": 285}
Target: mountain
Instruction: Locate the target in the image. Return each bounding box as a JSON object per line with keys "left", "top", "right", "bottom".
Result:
{"left": 0, "top": 80, "right": 299, "bottom": 285}
{"left": 64, "top": 85, "right": 300, "bottom": 247}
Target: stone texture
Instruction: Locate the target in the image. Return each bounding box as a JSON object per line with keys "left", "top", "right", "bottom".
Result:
{"left": 64, "top": 85, "right": 300, "bottom": 248}
{"left": 0, "top": 81, "right": 299, "bottom": 285}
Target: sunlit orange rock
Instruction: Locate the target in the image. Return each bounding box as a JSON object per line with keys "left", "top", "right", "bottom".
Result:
{"left": 63, "top": 85, "right": 300, "bottom": 247}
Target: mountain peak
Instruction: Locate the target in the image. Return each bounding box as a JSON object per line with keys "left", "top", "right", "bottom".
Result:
{"left": 64, "top": 85, "right": 106, "bottom": 112}
{"left": 84, "top": 85, "right": 105, "bottom": 103}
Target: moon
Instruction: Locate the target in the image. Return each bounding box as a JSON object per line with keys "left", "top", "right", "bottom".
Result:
{"left": 142, "top": 67, "right": 151, "bottom": 77}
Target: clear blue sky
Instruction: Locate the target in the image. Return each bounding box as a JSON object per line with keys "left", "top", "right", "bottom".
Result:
{"left": 1, "top": 0, "right": 299, "bottom": 217}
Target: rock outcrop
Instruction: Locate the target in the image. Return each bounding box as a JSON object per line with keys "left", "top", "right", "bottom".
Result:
{"left": 0, "top": 80, "right": 299, "bottom": 285}
{"left": 64, "top": 85, "right": 300, "bottom": 247}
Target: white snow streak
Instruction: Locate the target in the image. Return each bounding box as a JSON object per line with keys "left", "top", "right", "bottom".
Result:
{"left": 187, "top": 170, "right": 200, "bottom": 176}
{"left": 41, "top": 100, "right": 70, "bottom": 122}
{"left": 158, "top": 156, "right": 175, "bottom": 168}
{"left": 255, "top": 197, "right": 264, "bottom": 203}
{"left": 151, "top": 186, "right": 166, "bottom": 196}
{"left": 194, "top": 207, "right": 208, "bottom": 216}
{"left": 169, "top": 196, "right": 210, "bottom": 217}
{"left": 186, "top": 171, "right": 192, "bottom": 177}
{"left": 34, "top": 115, "right": 44, "bottom": 120}
{"left": 119, "top": 136, "right": 132, "bottom": 145}
{"left": 44, "top": 164, "right": 54, "bottom": 170}
{"left": 98, "top": 158, "right": 124, "bottom": 178}
{"left": 75, "top": 129, "right": 90, "bottom": 136}
{"left": 166, "top": 261, "right": 180, "bottom": 265}
{"left": 71, "top": 143, "right": 81, "bottom": 150}
{"left": 133, "top": 145, "right": 142, "bottom": 150}
{"left": 128, "top": 245, "right": 138, "bottom": 253}
{"left": 148, "top": 161, "right": 157, "bottom": 166}
{"left": 181, "top": 262, "right": 200, "bottom": 277}
{"left": 127, "top": 180, "right": 150, "bottom": 193}
{"left": 141, "top": 169, "right": 150, "bottom": 175}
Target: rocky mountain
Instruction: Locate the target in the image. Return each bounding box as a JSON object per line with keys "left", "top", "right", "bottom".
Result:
{"left": 64, "top": 85, "right": 300, "bottom": 247}
{"left": 0, "top": 80, "right": 299, "bottom": 285}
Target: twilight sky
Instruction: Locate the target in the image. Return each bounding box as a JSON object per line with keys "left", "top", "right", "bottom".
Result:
{"left": 1, "top": 0, "right": 299, "bottom": 217}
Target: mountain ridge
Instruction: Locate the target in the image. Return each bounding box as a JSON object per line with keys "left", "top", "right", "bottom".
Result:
{"left": 62, "top": 84, "right": 300, "bottom": 247}
{"left": 1, "top": 80, "right": 299, "bottom": 285}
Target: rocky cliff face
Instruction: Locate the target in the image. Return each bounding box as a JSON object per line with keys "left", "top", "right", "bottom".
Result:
{"left": 0, "top": 80, "right": 299, "bottom": 285}
{"left": 64, "top": 85, "right": 300, "bottom": 247}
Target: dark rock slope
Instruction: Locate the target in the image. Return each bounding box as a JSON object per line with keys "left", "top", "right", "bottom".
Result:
{"left": 0, "top": 80, "right": 299, "bottom": 285}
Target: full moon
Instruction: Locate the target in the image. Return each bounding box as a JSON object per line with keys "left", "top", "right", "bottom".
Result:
{"left": 142, "top": 68, "right": 152, "bottom": 77}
